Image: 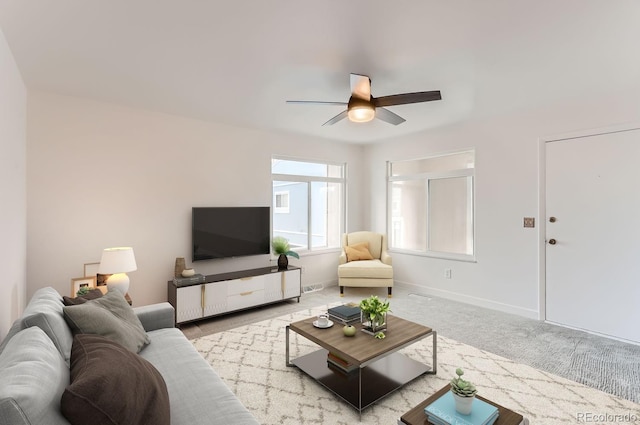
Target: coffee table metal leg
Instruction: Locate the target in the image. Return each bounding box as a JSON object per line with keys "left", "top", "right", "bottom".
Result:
{"left": 430, "top": 331, "right": 437, "bottom": 374}
{"left": 285, "top": 325, "right": 292, "bottom": 367}
{"left": 359, "top": 367, "right": 363, "bottom": 421}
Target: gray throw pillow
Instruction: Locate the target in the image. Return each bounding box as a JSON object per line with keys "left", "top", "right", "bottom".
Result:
{"left": 0, "top": 327, "right": 69, "bottom": 425}
{"left": 61, "top": 334, "right": 170, "bottom": 425}
{"left": 63, "top": 290, "right": 150, "bottom": 353}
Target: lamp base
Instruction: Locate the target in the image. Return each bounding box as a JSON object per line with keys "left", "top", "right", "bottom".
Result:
{"left": 106, "top": 273, "right": 130, "bottom": 295}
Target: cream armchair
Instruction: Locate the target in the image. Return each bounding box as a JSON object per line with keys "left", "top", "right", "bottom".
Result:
{"left": 338, "top": 231, "right": 393, "bottom": 297}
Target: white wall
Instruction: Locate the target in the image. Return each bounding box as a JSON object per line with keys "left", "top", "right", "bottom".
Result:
{"left": 27, "top": 92, "right": 364, "bottom": 306}
{"left": 0, "top": 27, "right": 27, "bottom": 339}
{"left": 365, "top": 89, "right": 640, "bottom": 319}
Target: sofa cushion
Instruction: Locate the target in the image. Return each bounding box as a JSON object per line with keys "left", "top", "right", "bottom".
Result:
{"left": 63, "top": 290, "right": 150, "bottom": 353}
{"left": 0, "top": 287, "right": 75, "bottom": 364}
{"left": 61, "top": 334, "right": 170, "bottom": 425}
{"left": 338, "top": 259, "right": 394, "bottom": 279}
{"left": 62, "top": 288, "right": 104, "bottom": 305}
{"left": 140, "top": 328, "right": 260, "bottom": 425}
{"left": 0, "top": 327, "right": 69, "bottom": 425}
{"left": 346, "top": 231, "right": 383, "bottom": 258}
{"left": 345, "top": 242, "right": 374, "bottom": 262}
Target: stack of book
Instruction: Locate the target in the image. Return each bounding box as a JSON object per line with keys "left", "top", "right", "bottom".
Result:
{"left": 327, "top": 304, "right": 361, "bottom": 325}
{"left": 173, "top": 274, "right": 206, "bottom": 287}
{"left": 424, "top": 392, "right": 499, "bottom": 425}
{"left": 326, "top": 351, "right": 358, "bottom": 374}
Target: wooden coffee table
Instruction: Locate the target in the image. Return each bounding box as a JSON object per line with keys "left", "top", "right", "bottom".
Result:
{"left": 286, "top": 314, "right": 437, "bottom": 416}
{"left": 398, "top": 384, "right": 529, "bottom": 425}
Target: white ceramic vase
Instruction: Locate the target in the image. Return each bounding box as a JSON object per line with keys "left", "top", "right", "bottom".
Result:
{"left": 452, "top": 391, "right": 475, "bottom": 415}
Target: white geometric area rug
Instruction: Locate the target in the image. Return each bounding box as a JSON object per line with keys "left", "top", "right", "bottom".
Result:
{"left": 191, "top": 306, "right": 640, "bottom": 425}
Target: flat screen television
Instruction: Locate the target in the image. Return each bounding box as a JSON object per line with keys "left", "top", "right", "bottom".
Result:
{"left": 192, "top": 207, "right": 270, "bottom": 261}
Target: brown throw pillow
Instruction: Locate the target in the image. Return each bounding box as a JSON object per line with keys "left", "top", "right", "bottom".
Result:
{"left": 61, "top": 334, "right": 170, "bottom": 425}
{"left": 345, "top": 242, "right": 374, "bottom": 262}
{"left": 62, "top": 288, "right": 104, "bottom": 306}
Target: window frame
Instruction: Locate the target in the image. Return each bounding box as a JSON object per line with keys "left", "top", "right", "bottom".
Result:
{"left": 271, "top": 156, "right": 346, "bottom": 255}
{"left": 387, "top": 151, "right": 476, "bottom": 262}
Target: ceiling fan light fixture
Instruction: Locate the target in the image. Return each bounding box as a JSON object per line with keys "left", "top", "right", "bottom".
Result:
{"left": 347, "top": 102, "right": 375, "bottom": 123}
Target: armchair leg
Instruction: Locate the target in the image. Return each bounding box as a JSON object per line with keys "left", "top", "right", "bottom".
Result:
{"left": 388, "top": 287, "right": 392, "bottom": 298}
{"left": 340, "top": 286, "right": 344, "bottom": 297}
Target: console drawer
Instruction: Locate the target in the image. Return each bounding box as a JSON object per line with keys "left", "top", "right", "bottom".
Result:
{"left": 227, "top": 275, "right": 265, "bottom": 295}
{"left": 228, "top": 289, "right": 265, "bottom": 311}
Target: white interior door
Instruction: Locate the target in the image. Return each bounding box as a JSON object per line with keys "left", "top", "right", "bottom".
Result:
{"left": 546, "top": 128, "right": 640, "bottom": 343}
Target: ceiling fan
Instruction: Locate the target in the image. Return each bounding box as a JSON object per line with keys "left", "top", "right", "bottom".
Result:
{"left": 286, "top": 73, "right": 442, "bottom": 126}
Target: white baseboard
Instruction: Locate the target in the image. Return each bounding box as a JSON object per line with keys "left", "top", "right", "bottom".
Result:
{"left": 395, "top": 280, "right": 540, "bottom": 320}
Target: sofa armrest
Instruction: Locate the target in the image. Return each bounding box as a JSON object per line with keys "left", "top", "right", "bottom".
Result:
{"left": 134, "top": 303, "right": 175, "bottom": 331}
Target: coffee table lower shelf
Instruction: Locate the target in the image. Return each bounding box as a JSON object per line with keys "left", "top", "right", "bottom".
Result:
{"left": 291, "top": 348, "right": 431, "bottom": 413}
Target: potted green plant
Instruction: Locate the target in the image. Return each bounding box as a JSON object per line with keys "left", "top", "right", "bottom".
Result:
{"left": 450, "top": 367, "right": 477, "bottom": 415}
{"left": 272, "top": 236, "right": 300, "bottom": 270}
{"left": 359, "top": 295, "right": 391, "bottom": 337}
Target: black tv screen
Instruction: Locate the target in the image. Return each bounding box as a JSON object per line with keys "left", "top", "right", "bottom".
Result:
{"left": 192, "top": 207, "right": 270, "bottom": 261}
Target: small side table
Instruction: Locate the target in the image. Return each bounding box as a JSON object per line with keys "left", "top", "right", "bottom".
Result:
{"left": 398, "top": 385, "right": 529, "bottom": 425}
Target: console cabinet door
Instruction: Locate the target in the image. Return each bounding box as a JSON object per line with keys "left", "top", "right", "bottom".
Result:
{"left": 264, "top": 272, "right": 284, "bottom": 303}
{"left": 176, "top": 285, "right": 203, "bottom": 324}
{"left": 282, "top": 269, "right": 301, "bottom": 299}
{"left": 203, "top": 281, "right": 228, "bottom": 317}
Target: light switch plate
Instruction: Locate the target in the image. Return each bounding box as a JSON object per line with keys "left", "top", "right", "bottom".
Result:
{"left": 524, "top": 217, "right": 535, "bottom": 228}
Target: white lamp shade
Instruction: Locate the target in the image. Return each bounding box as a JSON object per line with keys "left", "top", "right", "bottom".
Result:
{"left": 98, "top": 247, "right": 137, "bottom": 294}
{"left": 98, "top": 247, "right": 137, "bottom": 274}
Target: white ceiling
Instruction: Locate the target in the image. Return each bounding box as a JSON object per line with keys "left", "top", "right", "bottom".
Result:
{"left": 1, "top": 0, "right": 639, "bottom": 143}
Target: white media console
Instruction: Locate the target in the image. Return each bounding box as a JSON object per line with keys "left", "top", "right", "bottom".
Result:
{"left": 167, "top": 266, "right": 301, "bottom": 325}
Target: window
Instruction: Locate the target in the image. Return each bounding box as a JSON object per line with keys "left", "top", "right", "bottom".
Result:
{"left": 272, "top": 157, "right": 345, "bottom": 252}
{"left": 388, "top": 151, "right": 475, "bottom": 260}
{"left": 274, "top": 191, "right": 290, "bottom": 213}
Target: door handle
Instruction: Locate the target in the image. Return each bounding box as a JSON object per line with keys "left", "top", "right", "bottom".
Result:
{"left": 548, "top": 239, "right": 557, "bottom": 245}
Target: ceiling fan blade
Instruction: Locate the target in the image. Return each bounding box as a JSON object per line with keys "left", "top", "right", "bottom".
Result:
{"left": 322, "top": 110, "right": 348, "bottom": 126}
{"left": 350, "top": 73, "right": 371, "bottom": 101}
{"left": 286, "top": 100, "right": 347, "bottom": 106}
{"left": 375, "top": 107, "right": 406, "bottom": 125}
{"left": 374, "top": 90, "right": 442, "bottom": 107}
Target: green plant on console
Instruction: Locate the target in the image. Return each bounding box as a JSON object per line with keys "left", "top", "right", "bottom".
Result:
{"left": 450, "top": 368, "right": 477, "bottom": 397}
{"left": 271, "top": 236, "right": 300, "bottom": 259}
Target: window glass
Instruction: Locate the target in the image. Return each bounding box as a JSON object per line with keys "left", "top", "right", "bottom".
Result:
{"left": 272, "top": 158, "right": 345, "bottom": 253}
{"left": 429, "top": 176, "right": 473, "bottom": 255}
{"left": 388, "top": 150, "right": 475, "bottom": 260}
{"left": 390, "top": 180, "right": 427, "bottom": 252}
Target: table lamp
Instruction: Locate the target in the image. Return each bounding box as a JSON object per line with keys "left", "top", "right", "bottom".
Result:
{"left": 98, "top": 247, "right": 137, "bottom": 295}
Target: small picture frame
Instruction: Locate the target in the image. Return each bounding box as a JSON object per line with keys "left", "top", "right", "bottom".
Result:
{"left": 71, "top": 276, "right": 97, "bottom": 297}
{"left": 83, "top": 262, "right": 100, "bottom": 277}
{"left": 83, "top": 261, "right": 110, "bottom": 286}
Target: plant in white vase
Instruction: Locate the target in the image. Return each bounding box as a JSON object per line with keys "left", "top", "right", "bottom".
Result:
{"left": 450, "top": 367, "right": 477, "bottom": 415}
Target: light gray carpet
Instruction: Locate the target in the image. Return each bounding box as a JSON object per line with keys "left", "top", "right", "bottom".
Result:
{"left": 192, "top": 307, "right": 640, "bottom": 424}
{"left": 181, "top": 284, "right": 640, "bottom": 404}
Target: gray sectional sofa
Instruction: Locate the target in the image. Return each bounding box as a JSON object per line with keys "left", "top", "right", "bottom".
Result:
{"left": 0, "top": 287, "right": 259, "bottom": 425}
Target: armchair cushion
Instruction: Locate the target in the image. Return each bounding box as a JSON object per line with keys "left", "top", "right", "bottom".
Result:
{"left": 345, "top": 242, "right": 374, "bottom": 262}
{"left": 338, "top": 259, "right": 393, "bottom": 279}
